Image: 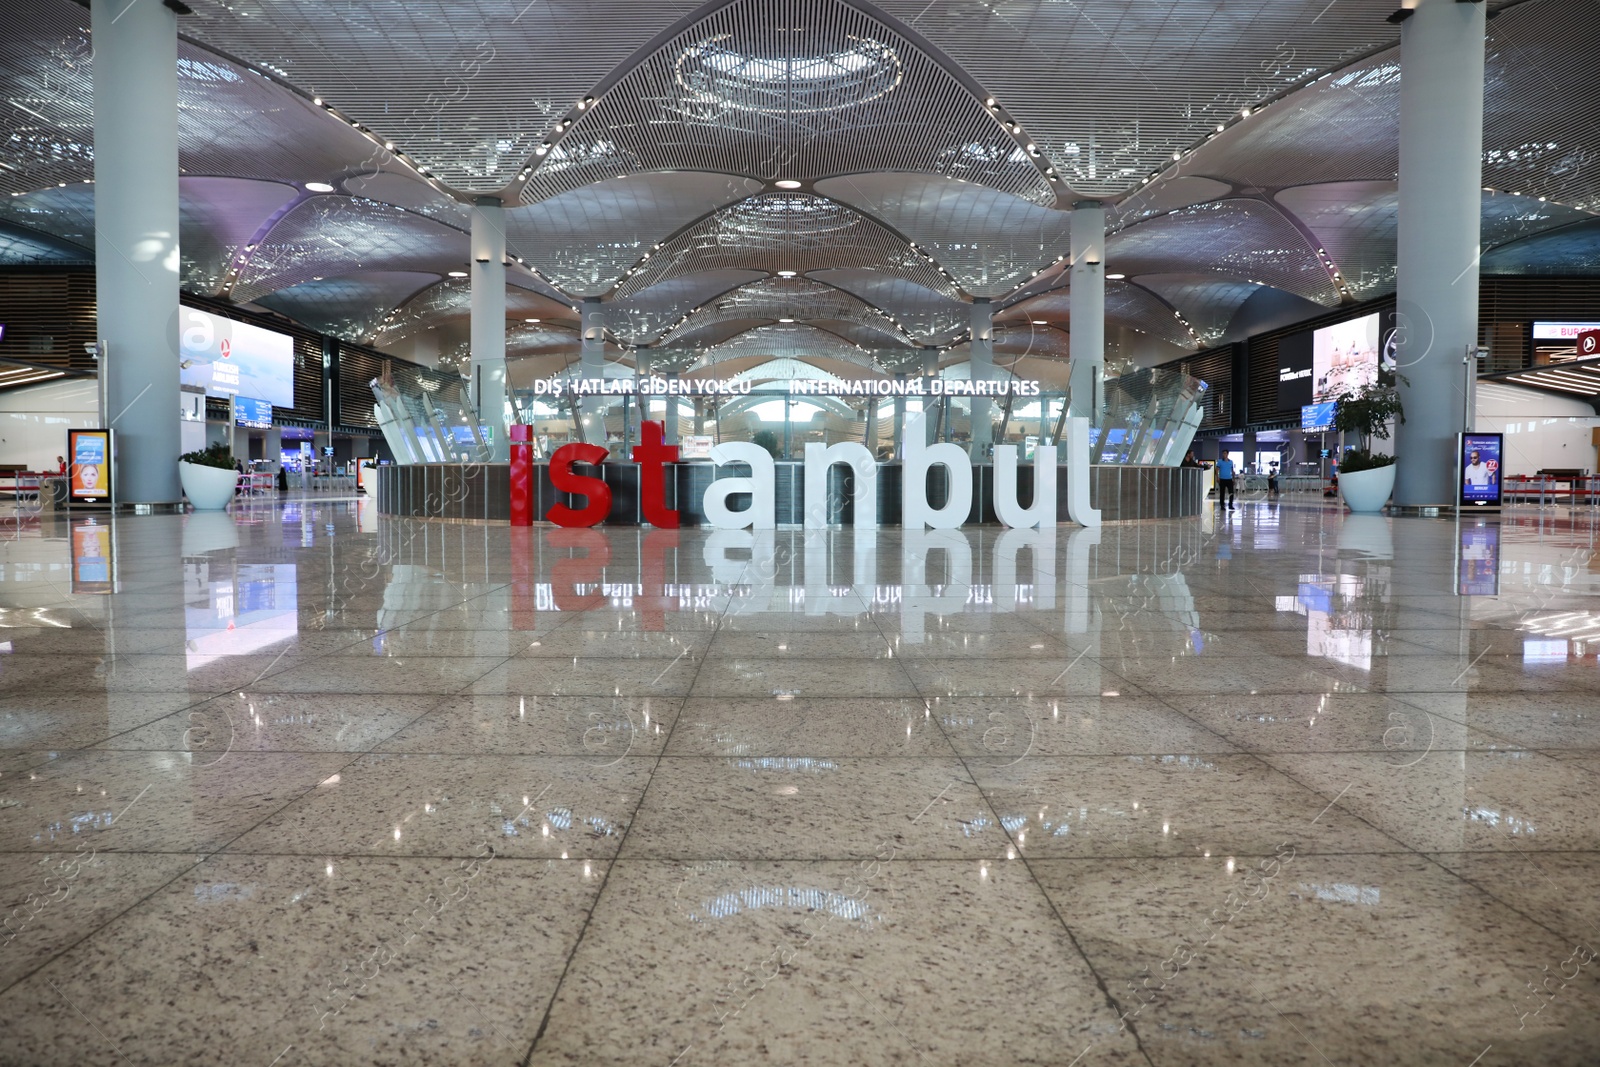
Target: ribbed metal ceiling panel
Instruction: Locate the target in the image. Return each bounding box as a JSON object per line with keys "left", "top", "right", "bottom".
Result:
{"left": 1481, "top": 218, "right": 1600, "bottom": 276}
{"left": 607, "top": 271, "right": 767, "bottom": 346}
{"left": 518, "top": 0, "right": 1052, "bottom": 205}
{"left": 693, "top": 323, "right": 882, "bottom": 370}
{"left": 1109, "top": 176, "right": 1234, "bottom": 232}
{"left": 1273, "top": 181, "right": 1398, "bottom": 300}
{"left": 1107, "top": 198, "right": 1339, "bottom": 309}
{"left": 659, "top": 277, "right": 907, "bottom": 347}
{"left": 1133, "top": 275, "right": 1264, "bottom": 348}
{"left": 869, "top": 0, "right": 1415, "bottom": 199}
{"left": 256, "top": 271, "right": 440, "bottom": 342}
{"left": 814, "top": 173, "right": 1071, "bottom": 296}
{"left": 808, "top": 269, "right": 967, "bottom": 345}
{"left": 0, "top": 225, "right": 90, "bottom": 266}
{"left": 613, "top": 192, "right": 955, "bottom": 300}
{"left": 505, "top": 174, "right": 766, "bottom": 296}
{"left": 1483, "top": 0, "right": 1600, "bottom": 212}
{"left": 178, "top": 0, "right": 704, "bottom": 193}
{"left": 233, "top": 196, "right": 466, "bottom": 302}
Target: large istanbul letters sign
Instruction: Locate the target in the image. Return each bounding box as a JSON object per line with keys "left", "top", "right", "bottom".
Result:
{"left": 511, "top": 414, "right": 1101, "bottom": 530}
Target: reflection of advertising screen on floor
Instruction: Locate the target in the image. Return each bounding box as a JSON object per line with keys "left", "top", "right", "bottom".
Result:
{"left": 1312, "top": 312, "right": 1381, "bottom": 402}
{"left": 69, "top": 429, "right": 111, "bottom": 500}
{"left": 71, "top": 522, "right": 112, "bottom": 593}
{"left": 178, "top": 308, "right": 295, "bottom": 408}
{"left": 1458, "top": 523, "right": 1500, "bottom": 596}
{"left": 1461, "top": 433, "right": 1503, "bottom": 507}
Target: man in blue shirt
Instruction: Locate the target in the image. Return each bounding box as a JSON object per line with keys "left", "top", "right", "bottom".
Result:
{"left": 1215, "top": 457, "right": 1236, "bottom": 509}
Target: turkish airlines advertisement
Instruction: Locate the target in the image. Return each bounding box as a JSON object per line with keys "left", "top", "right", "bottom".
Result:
{"left": 179, "top": 308, "right": 295, "bottom": 408}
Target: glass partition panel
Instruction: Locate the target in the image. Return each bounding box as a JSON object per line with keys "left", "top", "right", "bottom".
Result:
{"left": 370, "top": 372, "right": 490, "bottom": 464}
{"left": 1096, "top": 366, "right": 1207, "bottom": 466}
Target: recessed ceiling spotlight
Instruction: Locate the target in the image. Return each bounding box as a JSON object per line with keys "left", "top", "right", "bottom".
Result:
{"left": 1032, "top": 320, "right": 1048, "bottom": 325}
{"left": 777, "top": 270, "right": 798, "bottom": 277}
{"left": 774, "top": 179, "right": 802, "bottom": 189}
{"left": 525, "top": 317, "right": 541, "bottom": 322}
{"left": 1106, "top": 273, "right": 1126, "bottom": 280}
{"left": 304, "top": 181, "right": 335, "bottom": 192}
{"left": 779, "top": 318, "right": 795, "bottom": 323}
{"left": 448, "top": 270, "right": 468, "bottom": 278}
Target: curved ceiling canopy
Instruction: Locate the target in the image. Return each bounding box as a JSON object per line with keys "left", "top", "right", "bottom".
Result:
{"left": 0, "top": 0, "right": 1595, "bottom": 377}
{"left": 515, "top": 0, "right": 1053, "bottom": 206}
{"left": 612, "top": 192, "right": 955, "bottom": 300}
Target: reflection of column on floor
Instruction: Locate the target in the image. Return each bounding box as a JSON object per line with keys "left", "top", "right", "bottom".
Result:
{"left": 1381, "top": 519, "right": 1466, "bottom": 850}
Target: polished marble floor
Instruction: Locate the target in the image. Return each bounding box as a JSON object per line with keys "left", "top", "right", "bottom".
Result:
{"left": 1, "top": 493, "right": 1598, "bottom": 1065}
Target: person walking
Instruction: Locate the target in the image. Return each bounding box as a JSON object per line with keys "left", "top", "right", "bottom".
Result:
{"left": 1215, "top": 455, "right": 1236, "bottom": 509}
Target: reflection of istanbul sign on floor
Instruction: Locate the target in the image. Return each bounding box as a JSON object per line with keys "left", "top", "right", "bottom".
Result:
{"left": 512, "top": 414, "right": 1101, "bottom": 531}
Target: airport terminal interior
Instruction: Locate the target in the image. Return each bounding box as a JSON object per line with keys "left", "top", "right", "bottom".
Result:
{"left": 1, "top": 0, "right": 1599, "bottom": 1064}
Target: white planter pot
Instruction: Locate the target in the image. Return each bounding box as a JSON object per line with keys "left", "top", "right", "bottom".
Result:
{"left": 179, "top": 461, "right": 238, "bottom": 511}
{"left": 1339, "top": 463, "right": 1396, "bottom": 514}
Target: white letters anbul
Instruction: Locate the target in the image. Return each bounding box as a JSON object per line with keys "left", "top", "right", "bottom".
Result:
{"left": 699, "top": 413, "right": 1100, "bottom": 530}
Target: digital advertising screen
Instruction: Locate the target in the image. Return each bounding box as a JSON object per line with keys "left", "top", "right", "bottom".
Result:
{"left": 68, "top": 428, "right": 112, "bottom": 503}
{"left": 234, "top": 396, "right": 274, "bottom": 429}
{"left": 1460, "top": 432, "right": 1503, "bottom": 508}
{"left": 1302, "top": 401, "right": 1337, "bottom": 433}
{"left": 1458, "top": 521, "right": 1501, "bottom": 596}
{"left": 1312, "top": 312, "right": 1394, "bottom": 402}
{"left": 1277, "top": 329, "right": 1314, "bottom": 410}
{"left": 178, "top": 307, "right": 295, "bottom": 408}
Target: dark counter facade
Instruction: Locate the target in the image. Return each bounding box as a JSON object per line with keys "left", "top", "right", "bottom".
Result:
{"left": 376, "top": 462, "right": 1204, "bottom": 525}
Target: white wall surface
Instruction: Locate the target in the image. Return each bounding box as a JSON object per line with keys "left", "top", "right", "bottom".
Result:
{"left": 0, "top": 379, "right": 99, "bottom": 471}
{"left": 1475, "top": 381, "right": 1598, "bottom": 477}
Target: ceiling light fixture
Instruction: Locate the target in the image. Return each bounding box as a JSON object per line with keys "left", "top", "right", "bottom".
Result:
{"left": 304, "top": 181, "right": 334, "bottom": 192}
{"left": 447, "top": 270, "right": 468, "bottom": 278}
{"left": 774, "top": 179, "right": 802, "bottom": 189}
{"left": 1106, "top": 273, "right": 1126, "bottom": 280}
{"left": 777, "top": 270, "right": 798, "bottom": 277}
{"left": 1032, "top": 320, "right": 1048, "bottom": 325}
{"left": 525, "top": 317, "right": 541, "bottom": 322}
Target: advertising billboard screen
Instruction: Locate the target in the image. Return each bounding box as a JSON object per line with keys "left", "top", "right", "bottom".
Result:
{"left": 178, "top": 307, "right": 295, "bottom": 408}
{"left": 1460, "top": 432, "right": 1503, "bottom": 508}
{"left": 68, "top": 428, "right": 112, "bottom": 503}
{"left": 1312, "top": 311, "right": 1394, "bottom": 402}
{"left": 1277, "top": 329, "right": 1314, "bottom": 410}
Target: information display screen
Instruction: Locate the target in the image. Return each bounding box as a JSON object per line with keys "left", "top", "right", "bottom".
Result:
{"left": 1279, "top": 311, "right": 1397, "bottom": 411}
{"left": 68, "top": 428, "right": 112, "bottom": 503}
{"left": 234, "top": 396, "right": 274, "bottom": 429}
{"left": 179, "top": 308, "right": 295, "bottom": 408}
{"left": 1460, "top": 432, "right": 1503, "bottom": 508}
{"left": 1301, "top": 401, "right": 1337, "bottom": 433}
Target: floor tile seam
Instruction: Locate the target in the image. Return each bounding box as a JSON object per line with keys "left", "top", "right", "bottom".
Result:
{"left": 1410, "top": 850, "right": 1600, "bottom": 958}
{"left": 518, "top": 557, "right": 727, "bottom": 1067}
{"left": 863, "top": 602, "right": 1157, "bottom": 1067}
{"left": 202, "top": 643, "right": 553, "bottom": 874}
{"left": 0, "top": 852, "right": 210, "bottom": 1002}
{"left": 1078, "top": 672, "right": 1449, "bottom": 869}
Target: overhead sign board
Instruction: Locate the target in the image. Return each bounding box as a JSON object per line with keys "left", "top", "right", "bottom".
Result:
{"left": 1533, "top": 321, "right": 1600, "bottom": 341}
{"left": 527, "top": 376, "right": 1043, "bottom": 399}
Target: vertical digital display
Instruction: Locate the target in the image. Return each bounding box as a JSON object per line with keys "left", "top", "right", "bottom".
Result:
{"left": 1460, "top": 432, "right": 1503, "bottom": 508}
{"left": 68, "top": 428, "right": 112, "bottom": 503}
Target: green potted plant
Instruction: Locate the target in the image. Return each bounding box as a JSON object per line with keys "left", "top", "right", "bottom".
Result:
{"left": 1331, "top": 367, "right": 1405, "bottom": 513}
{"left": 751, "top": 429, "right": 781, "bottom": 459}
{"left": 178, "top": 443, "right": 239, "bottom": 511}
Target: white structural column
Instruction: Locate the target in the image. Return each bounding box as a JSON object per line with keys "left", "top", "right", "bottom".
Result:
{"left": 1068, "top": 200, "right": 1106, "bottom": 422}
{"left": 969, "top": 298, "right": 995, "bottom": 459}
{"left": 1393, "top": 0, "right": 1486, "bottom": 508}
{"left": 580, "top": 297, "right": 606, "bottom": 443}
{"left": 470, "top": 201, "right": 510, "bottom": 460}
{"left": 92, "top": 0, "right": 181, "bottom": 505}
